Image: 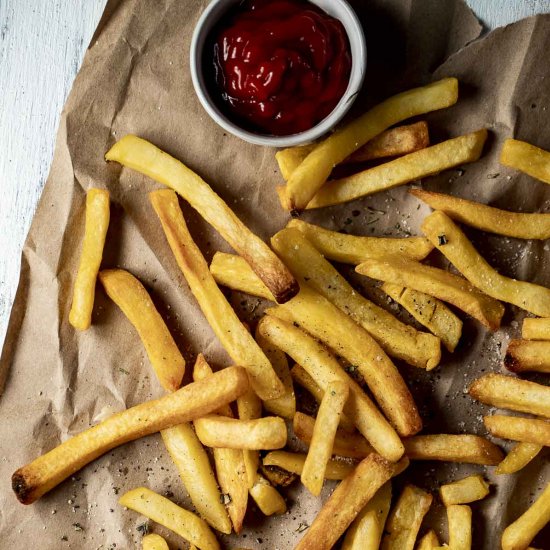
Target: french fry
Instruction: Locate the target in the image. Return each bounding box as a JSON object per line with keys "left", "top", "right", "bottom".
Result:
{"left": 483, "top": 415, "right": 550, "bottom": 446}
{"left": 380, "top": 484, "right": 433, "bottom": 550}
{"left": 150, "top": 189, "right": 284, "bottom": 400}
{"left": 439, "top": 475, "right": 489, "bottom": 506}
{"left": 505, "top": 340, "right": 550, "bottom": 373}
{"left": 469, "top": 374, "right": 550, "bottom": 419}
{"left": 257, "top": 316, "right": 404, "bottom": 461}
{"left": 263, "top": 451, "right": 356, "bottom": 480}
{"left": 295, "top": 454, "right": 397, "bottom": 550}
{"left": 287, "top": 219, "right": 434, "bottom": 263}
{"left": 119, "top": 487, "right": 220, "bottom": 550}
{"left": 301, "top": 380, "right": 349, "bottom": 495}
{"left": 341, "top": 481, "right": 392, "bottom": 550}
{"left": 446, "top": 504, "right": 472, "bottom": 550}
{"left": 523, "top": 317, "right": 550, "bottom": 340}
{"left": 69, "top": 188, "right": 110, "bottom": 330}
{"left": 495, "top": 442, "right": 543, "bottom": 475}
{"left": 142, "top": 534, "right": 169, "bottom": 550}
{"left": 501, "top": 482, "right": 550, "bottom": 550}
{"left": 291, "top": 364, "right": 355, "bottom": 431}
{"left": 293, "top": 412, "right": 374, "bottom": 459}
{"left": 99, "top": 269, "right": 185, "bottom": 392}
{"left": 410, "top": 188, "right": 550, "bottom": 239}
{"left": 307, "top": 129, "right": 487, "bottom": 209}
{"left": 106, "top": 136, "right": 298, "bottom": 303}
{"left": 12, "top": 366, "right": 248, "bottom": 504}
{"left": 255, "top": 326, "right": 296, "bottom": 420}
{"left": 422, "top": 210, "right": 550, "bottom": 317}
{"left": 248, "top": 475, "right": 287, "bottom": 516}
{"left": 272, "top": 227, "right": 440, "bottom": 372}
{"left": 403, "top": 434, "right": 503, "bottom": 465}
{"left": 280, "top": 77, "right": 458, "bottom": 211}
{"left": 260, "top": 463, "right": 297, "bottom": 487}
{"left": 356, "top": 255, "right": 505, "bottom": 330}
{"left": 417, "top": 530, "right": 441, "bottom": 550}
{"left": 500, "top": 138, "right": 550, "bottom": 185}
{"left": 382, "top": 282, "right": 462, "bottom": 352}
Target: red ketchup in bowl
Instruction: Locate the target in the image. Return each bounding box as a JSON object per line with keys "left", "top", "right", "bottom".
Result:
{"left": 209, "top": 0, "right": 352, "bottom": 136}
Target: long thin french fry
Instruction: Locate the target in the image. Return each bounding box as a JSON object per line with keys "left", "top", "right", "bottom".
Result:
{"left": 523, "top": 317, "right": 550, "bottom": 340}
{"left": 263, "top": 451, "right": 356, "bottom": 480}
{"left": 446, "top": 504, "right": 472, "bottom": 550}
{"left": 500, "top": 138, "right": 550, "bottom": 185}
{"left": 505, "top": 340, "right": 550, "bottom": 373}
{"left": 495, "top": 442, "right": 543, "bottom": 475}
{"left": 484, "top": 415, "right": 550, "bottom": 446}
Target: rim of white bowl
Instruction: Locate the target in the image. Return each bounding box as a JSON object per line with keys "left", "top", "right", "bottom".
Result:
{"left": 190, "top": 0, "right": 367, "bottom": 148}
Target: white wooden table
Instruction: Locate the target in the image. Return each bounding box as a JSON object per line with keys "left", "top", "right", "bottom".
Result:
{"left": 1, "top": 0, "right": 550, "bottom": 349}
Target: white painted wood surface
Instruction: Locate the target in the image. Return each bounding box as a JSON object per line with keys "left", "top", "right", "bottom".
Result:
{"left": 1, "top": 0, "right": 550, "bottom": 348}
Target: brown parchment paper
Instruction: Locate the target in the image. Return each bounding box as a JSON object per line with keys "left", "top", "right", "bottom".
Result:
{"left": 1, "top": 0, "right": 549, "bottom": 548}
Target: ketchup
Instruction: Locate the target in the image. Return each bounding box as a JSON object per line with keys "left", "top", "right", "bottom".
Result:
{"left": 209, "top": 0, "right": 352, "bottom": 136}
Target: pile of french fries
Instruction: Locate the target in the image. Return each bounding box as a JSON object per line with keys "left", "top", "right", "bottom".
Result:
{"left": 12, "top": 76, "right": 550, "bottom": 550}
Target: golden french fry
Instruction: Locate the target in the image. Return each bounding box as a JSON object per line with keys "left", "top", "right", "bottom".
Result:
{"left": 272, "top": 227, "right": 440, "bottom": 372}
{"left": 293, "top": 412, "right": 373, "bottom": 459}
{"left": 411, "top": 188, "right": 550, "bottom": 239}
{"left": 150, "top": 189, "right": 284, "bottom": 400}
{"left": 469, "top": 374, "right": 550, "bottom": 419}
{"left": 119, "top": 487, "right": 219, "bottom": 550}
{"left": 248, "top": 475, "right": 287, "bottom": 516}
{"left": 495, "top": 442, "right": 543, "bottom": 475}
{"left": 255, "top": 326, "right": 296, "bottom": 420}
{"left": 281, "top": 78, "right": 458, "bottom": 211}
{"left": 403, "top": 434, "right": 503, "bottom": 465}
{"left": 500, "top": 138, "right": 550, "bottom": 185}
{"left": 99, "top": 269, "right": 185, "bottom": 392}
{"left": 501, "top": 482, "right": 550, "bottom": 550}
{"left": 69, "top": 189, "right": 110, "bottom": 330}
{"left": 422, "top": 210, "right": 550, "bottom": 316}
{"left": 342, "top": 481, "right": 392, "bottom": 550}
{"left": 106, "top": 136, "right": 297, "bottom": 303}
{"left": 523, "top": 317, "right": 550, "bottom": 340}
{"left": 142, "top": 534, "right": 169, "bottom": 550}
{"left": 12, "top": 366, "right": 248, "bottom": 504}
{"left": 288, "top": 219, "right": 434, "bottom": 263}
{"left": 301, "top": 380, "right": 349, "bottom": 496}
{"left": 356, "top": 255, "right": 505, "bottom": 330}
{"left": 381, "top": 484, "right": 433, "bottom": 550}
{"left": 484, "top": 415, "right": 550, "bottom": 446}
{"left": 446, "top": 504, "right": 472, "bottom": 550}
{"left": 307, "top": 130, "right": 487, "bottom": 209}
{"left": 505, "top": 340, "right": 550, "bottom": 373}
{"left": 382, "top": 282, "right": 462, "bottom": 352}
{"left": 417, "top": 530, "right": 441, "bottom": 550}
{"left": 257, "top": 316, "right": 404, "bottom": 461}
{"left": 295, "top": 454, "right": 397, "bottom": 550}
{"left": 263, "top": 451, "right": 355, "bottom": 480}
{"left": 439, "top": 475, "right": 489, "bottom": 506}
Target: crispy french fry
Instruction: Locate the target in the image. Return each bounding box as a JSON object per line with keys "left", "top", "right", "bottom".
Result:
{"left": 263, "top": 451, "right": 356, "bottom": 480}
{"left": 342, "top": 481, "right": 392, "bottom": 550}
{"left": 150, "top": 189, "right": 284, "bottom": 400}
{"left": 495, "top": 442, "right": 543, "bottom": 475}
{"left": 501, "top": 482, "right": 550, "bottom": 550}
{"left": 301, "top": 380, "right": 349, "bottom": 495}
{"left": 505, "top": 340, "right": 550, "bottom": 373}
{"left": 294, "top": 412, "right": 373, "bottom": 459}
{"left": 272, "top": 227, "right": 440, "bottom": 372}
{"left": 69, "top": 189, "right": 110, "bottom": 330}
{"left": 484, "top": 415, "right": 550, "bottom": 446}
{"left": 500, "top": 138, "right": 550, "bottom": 185}
{"left": 403, "top": 434, "right": 503, "bottom": 465}
{"left": 382, "top": 282, "right": 462, "bottom": 352}
{"left": 288, "top": 219, "right": 434, "bottom": 263}
{"left": 523, "top": 317, "right": 550, "bottom": 340}
{"left": 260, "top": 463, "right": 297, "bottom": 487}
{"left": 99, "top": 269, "right": 185, "bottom": 392}
{"left": 439, "top": 475, "right": 489, "bottom": 506}
{"left": 381, "top": 484, "right": 433, "bottom": 550}
{"left": 446, "top": 504, "right": 472, "bottom": 550}
{"left": 307, "top": 130, "right": 487, "bottom": 209}
{"left": 257, "top": 316, "right": 404, "bottom": 461}
{"left": 255, "top": 326, "right": 296, "bottom": 420}
{"left": 12, "top": 366, "right": 248, "bottom": 504}
{"left": 142, "top": 534, "right": 169, "bottom": 550}
{"left": 236, "top": 382, "right": 262, "bottom": 489}
{"left": 295, "top": 454, "right": 397, "bottom": 550}
{"left": 106, "top": 136, "right": 298, "bottom": 303}
{"left": 248, "top": 475, "right": 287, "bottom": 516}
{"left": 410, "top": 188, "right": 550, "bottom": 239}
{"left": 417, "top": 530, "right": 441, "bottom": 550}
{"left": 119, "top": 487, "right": 219, "bottom": 550}
{"left": 422, "top": 210, "right": 550, "bottom": 316}
{"left": 281, "top": 78, "right": 458, "bottom": 211}
{"left": 356, "top": 255, "right": 505, "bottom": 330}
{"left": 469, "top": 374, "right": 550, "bottom": 419}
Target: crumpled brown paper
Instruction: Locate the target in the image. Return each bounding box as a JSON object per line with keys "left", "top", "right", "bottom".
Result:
{"left": 1, "top": 0, "right": 548, "bottom": 548}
